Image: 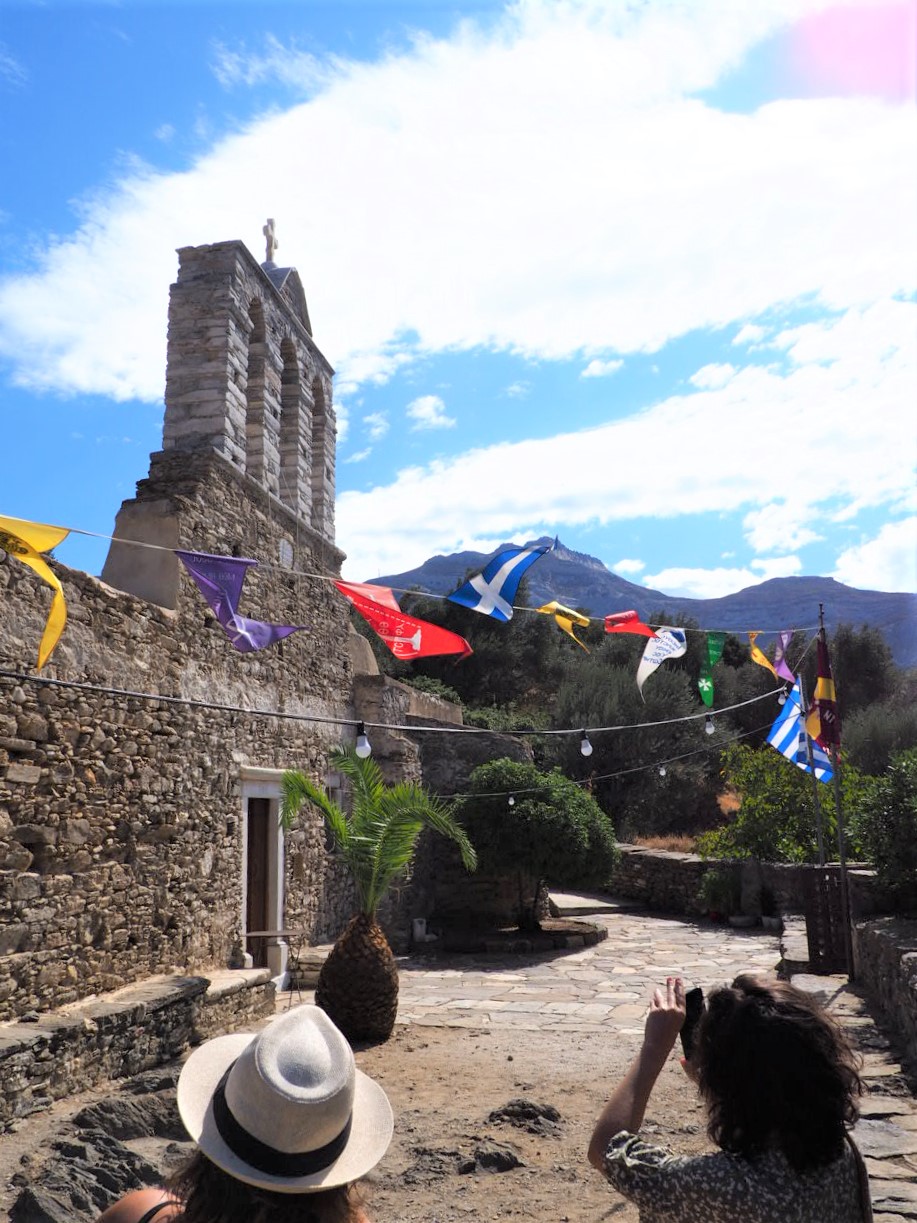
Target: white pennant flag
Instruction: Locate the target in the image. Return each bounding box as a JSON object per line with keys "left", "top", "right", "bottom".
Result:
{"left": 636, "top": 627, "right": 687, "bottom": 698}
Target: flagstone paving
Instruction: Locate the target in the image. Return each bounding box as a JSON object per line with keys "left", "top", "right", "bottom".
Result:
{"left": 387, "top": 906, "right": 917, "bottom": 1221}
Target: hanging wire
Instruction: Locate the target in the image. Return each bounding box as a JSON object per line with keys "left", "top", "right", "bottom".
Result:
{"left": 0, "top": 668, "right": 784, "bottom": 739}
{"left": 7, "top": 514, "right": 821, "bottom": 635}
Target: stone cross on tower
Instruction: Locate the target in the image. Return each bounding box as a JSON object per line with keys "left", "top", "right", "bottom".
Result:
{"left": 263, "top": 217, "right": 279, "bottom": 264}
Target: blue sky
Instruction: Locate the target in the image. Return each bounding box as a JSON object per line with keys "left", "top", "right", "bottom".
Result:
{"left": 1, "top": 0, "right": 915, "bottom": 597}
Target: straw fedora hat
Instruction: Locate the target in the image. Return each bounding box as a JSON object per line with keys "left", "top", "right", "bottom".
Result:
{"left": 177, "top": 1004, "right": 393, "bottom": 1194}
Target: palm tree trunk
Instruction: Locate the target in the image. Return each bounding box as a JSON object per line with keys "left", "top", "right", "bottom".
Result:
{"left": 315, "top": 913, "right": 400, "bottom": 1042}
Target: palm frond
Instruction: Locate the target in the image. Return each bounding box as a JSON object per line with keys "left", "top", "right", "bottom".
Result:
{"left": 283, "top": 748, "right": 476, "bottom": 919}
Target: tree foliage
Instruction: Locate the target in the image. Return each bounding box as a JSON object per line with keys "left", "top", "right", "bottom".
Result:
{"left": 697, "top": 743, "right": 868, "bottom": 864}
{"left": 281, "top": 746, "right": 477, "bottom": 917}
{"left": 452, "top": 758, "right": 618, "bottom": 923}
{"left": 851, "top": 748, "right": 917, "bottom": 895}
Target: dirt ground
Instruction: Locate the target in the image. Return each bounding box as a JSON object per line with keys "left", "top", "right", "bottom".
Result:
{"left": 0, "top": 1018, "right": 713, "bottom": 1222}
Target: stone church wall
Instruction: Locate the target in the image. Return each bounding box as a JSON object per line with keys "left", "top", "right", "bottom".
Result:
{"left": 0, "top": 447, "right": 361, "bottom": 1021}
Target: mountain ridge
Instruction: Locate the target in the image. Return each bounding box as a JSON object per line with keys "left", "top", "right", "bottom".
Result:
{"left": 367, "top": 538, "right": 917, "bottom": 667}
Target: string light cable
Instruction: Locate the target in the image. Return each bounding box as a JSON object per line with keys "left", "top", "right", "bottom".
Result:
{"left": 0, "top": 667, "right": 786, "bottom": 740}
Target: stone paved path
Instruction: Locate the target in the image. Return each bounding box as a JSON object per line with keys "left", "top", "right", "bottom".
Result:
{"left": 386, "top": 904, "right": 917, "bottom": 1221}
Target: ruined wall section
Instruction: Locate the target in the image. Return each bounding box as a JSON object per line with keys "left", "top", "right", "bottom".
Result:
{"left": 0, "top": 449, "right": 356, "bottom": 1021}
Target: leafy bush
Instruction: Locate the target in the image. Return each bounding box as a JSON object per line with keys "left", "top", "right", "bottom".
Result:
{"left": 698, "top": 866, "right": 740, "bottom": 917}
{"left": 852, "top": 748, "right": 917, "bottom": 896}
{"left": 452, "top": 757, "right": 618, "bottom": 926}
{"left": 697, "top": 744, "right": 868, "bottom": 864}
{"left": 842, "top": 701, "right": 917, "bottom": 776}
{"left": 402, "top": 675, "right": 464, "bottom": 705}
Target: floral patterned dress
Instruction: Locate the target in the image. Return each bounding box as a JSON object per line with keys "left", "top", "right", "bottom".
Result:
{"left": 602, "top": 1131, "right": 869, "bottom": 1223}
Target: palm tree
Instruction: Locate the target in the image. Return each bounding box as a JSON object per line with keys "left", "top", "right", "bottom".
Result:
{"left": 281, "top": 746, "right": 477, "bottom": 1042}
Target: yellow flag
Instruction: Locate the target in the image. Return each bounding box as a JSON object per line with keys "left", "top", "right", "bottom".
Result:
{"left": 0, "top": 515, "right": 70, "bottom": 669}
{"left": 536, "top": 600, "right": 591, "bottom": 652}
{"left": 747, "top": 630, "right": 778, "bottom": 680}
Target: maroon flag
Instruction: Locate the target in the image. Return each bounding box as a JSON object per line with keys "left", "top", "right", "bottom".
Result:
{"left": 604, "top": 610, "right": 657, "bottom": 639}
{"left": 806, "top": 636, "right": 841, "bottom": 747}
{"left": 176, "top": 551, "right": 307, "bottom": 653}
{"left": 335, "top": 582, "right": 473, "bottom": 661}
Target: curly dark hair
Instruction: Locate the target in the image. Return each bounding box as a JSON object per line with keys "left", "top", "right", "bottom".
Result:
{"left": 695, "top": 973, "right": 863, "bottom": 1171}
{"left": 164, "top": 1151, "right": 365, "bottom": 1223}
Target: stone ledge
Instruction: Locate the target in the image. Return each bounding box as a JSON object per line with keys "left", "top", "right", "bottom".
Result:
{"left": 0, "top": 970, "right": 274, "bottom": 1130}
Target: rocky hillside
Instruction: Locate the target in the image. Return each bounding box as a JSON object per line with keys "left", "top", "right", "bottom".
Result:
{"left": 370, "top": 538, "right": 917, "bottom": 666}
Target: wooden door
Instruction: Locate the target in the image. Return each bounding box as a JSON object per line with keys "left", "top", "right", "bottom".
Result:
{"left": 246, "top": 797, "right": 271, "bottom": 967}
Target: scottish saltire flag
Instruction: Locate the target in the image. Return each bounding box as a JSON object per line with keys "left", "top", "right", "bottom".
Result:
{"left": 767, "top": 680, "right": 833, "bottom": 782}
{"left": 335, "top": 581, "right": 473, "bottom": 660}
{"left": 176, "top": 551, "right": 307, "bottom": 653}
{"left": 636, "top": 627, "right": 687, "bottom": 698}
{"left": 446, "top": 540, "right": 554, "bottom": 621}
{"left": 536, "top": 601, "right": 591, "bottom": 651}
{"left": 0, "top": 514, "right": 70, "bottom": 669}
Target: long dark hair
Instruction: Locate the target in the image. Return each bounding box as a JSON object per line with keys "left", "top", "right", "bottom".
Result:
{"left": 165, "top": 1151, "right": 365, "bottom": 1223}
{"left": 695, "top": 973, "right": 863, "bottom": 1171}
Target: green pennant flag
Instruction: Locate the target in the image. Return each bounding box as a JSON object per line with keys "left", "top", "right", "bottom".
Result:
{"left": 698, "top": 631, "right": 726, "bottom": 707}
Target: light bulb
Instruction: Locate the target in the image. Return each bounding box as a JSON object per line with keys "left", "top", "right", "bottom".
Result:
{"left": 508, "top": 794, "right": 515, "bottom": 807}
{"left": 355, "top": 722, "right": 372, "bottom": 758}
{"left": 658, "top": 765, "right": 667, "bottom": 778}
{"left": 705, "top": 715, "right": 715, "bottom": 736}
{"left": 778, "top": 688, "right": 787, "bottom": 706}
{"left": 580, "top": 730, "right": 593, "bottom": 757}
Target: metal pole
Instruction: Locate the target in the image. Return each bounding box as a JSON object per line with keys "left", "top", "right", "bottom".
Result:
{"left": 818, "top": 604, "right": 854, "bottom": 979}
{"left": 797, "top": 670, "right": 826, "bottom": 866}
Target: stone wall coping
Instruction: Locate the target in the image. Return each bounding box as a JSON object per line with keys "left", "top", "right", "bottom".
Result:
{"left": 203, "top": 968, "right": 272, "bottom": 1002}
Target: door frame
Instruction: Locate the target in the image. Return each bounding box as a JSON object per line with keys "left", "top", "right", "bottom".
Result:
{"left": 240, "top": 767, "right": 287, "bottom": 977}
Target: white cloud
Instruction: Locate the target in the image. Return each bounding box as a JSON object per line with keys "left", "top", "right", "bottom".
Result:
{"left": 732, "top": 323, "right": 766, "bottom": 346}
{"left": 504, "top": 380, "right": 531, "bottom": 397}
{"left": 689, "top": 362, "right": 737, "bottom": 390}
{"left": 154, "top": 124, "right": 175, "bottom": 143}
{"left": 0, "top": 1, "right": 912, "bottom": 403}
{"left": 581, "top": 358, "right": 624, "bottom": 378}
{"left": 406, "top": 394, "right": 455, "bottom": 431}
{"left": 336, "top": 299, "right": 916, "bottom": 578}
{"left": 833, "top": 518, "right": 917, "bottom": 592}
{"left": 0, "top": 43, "right": 26, "bottom": 88}
{"left": 613, "top": 557, "right": 645, "bottom": 575}
{"left": 344, "top": 447, "right": 372, "bottom": 464}
{"left": 363, "top": 411, "right": 389, "bottom": 441}
{"left": 743, "top": 502, "right": 821, "bottom": 553}
{"left": 643, "top": 555, "right": 802, "bottom": 598}
{"left": 210, "top": 35, "right": 331, "bottom": 93}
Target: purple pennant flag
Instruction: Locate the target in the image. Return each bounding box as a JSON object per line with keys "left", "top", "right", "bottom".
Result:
{"left": 773, "top": 630, "right": 796, "bottom": 683}
{"left": 176, "top": 551, "right": 307, "bottom": 654}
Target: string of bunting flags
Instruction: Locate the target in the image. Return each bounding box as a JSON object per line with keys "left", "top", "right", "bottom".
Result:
{"left": 0, "top": 514, "right": 840, "bottom": 788}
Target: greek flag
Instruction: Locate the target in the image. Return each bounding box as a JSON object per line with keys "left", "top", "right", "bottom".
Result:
{"left": 766, "top": 680, "right": 833, "bottom": 783}
{"left": 446, "top": 540, "right": 554, "bottom": 621}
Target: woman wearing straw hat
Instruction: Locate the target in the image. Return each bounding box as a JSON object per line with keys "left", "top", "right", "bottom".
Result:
{"left": 98, "top": 1004, "right": 393, "bottom": 1223}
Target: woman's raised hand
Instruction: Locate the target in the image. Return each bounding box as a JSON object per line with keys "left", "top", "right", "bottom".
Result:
{"left": 643, "top": 976, "right": 686, "bottom": 1059}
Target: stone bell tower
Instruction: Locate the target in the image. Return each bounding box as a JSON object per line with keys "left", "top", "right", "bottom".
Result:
{"left": 102, "top": 221, "right": 341, "bottom": 604}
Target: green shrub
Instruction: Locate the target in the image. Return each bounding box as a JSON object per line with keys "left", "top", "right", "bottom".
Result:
{"left": 697, "top": 744, "right": 868, "bottom": 864}
{"left": 453, "top": 757, "right": 618, "bottom": 926}
{"left": 853, "top": 748, "right": 917, "bottom": 896}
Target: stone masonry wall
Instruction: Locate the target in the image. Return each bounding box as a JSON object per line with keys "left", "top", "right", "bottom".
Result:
{"left": 0, "top": 448, "right": 360, "bottom": 1021}
{"left": 852, "top": 916, "right": 917, "bottom": 1079}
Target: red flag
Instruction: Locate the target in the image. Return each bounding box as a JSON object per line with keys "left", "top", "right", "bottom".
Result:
{"left": 806, "top": 637, "right": 841, "bottom": 748}
{"left": 335, "top": 582, "right": 473, "bottom": 661}
{"left": 604, "top": 610, "right": 658, "bottom": 639}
